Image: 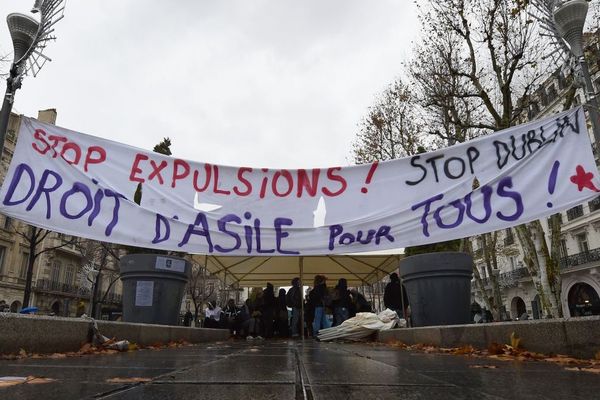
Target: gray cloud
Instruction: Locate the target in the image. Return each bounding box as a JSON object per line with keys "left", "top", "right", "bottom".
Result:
{"left": 0, "top": 0, "right": 417, "bottom": 168}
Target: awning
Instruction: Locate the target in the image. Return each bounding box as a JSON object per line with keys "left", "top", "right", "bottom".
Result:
{"left": 190, "top": 254, "right": 403, "bottom": 287}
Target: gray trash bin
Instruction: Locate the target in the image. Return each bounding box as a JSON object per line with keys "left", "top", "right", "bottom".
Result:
{"left": 400, "top": 252, "right": 473, "bottom": 327}
{"left": 120, "top": 254, "right": 191, "bottom": 326}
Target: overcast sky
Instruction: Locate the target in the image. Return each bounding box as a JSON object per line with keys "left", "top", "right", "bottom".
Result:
{"left": 0, "top": 1, "right": 418, "bottom": 169}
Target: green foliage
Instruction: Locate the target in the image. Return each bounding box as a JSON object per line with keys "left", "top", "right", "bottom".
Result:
{"left": 127, "top": 138, "right": 174, "bottom": 255}
{"left": 404, "top": 239, "right": 462, "bottom": 257}
{"left": 153, "top": 138, "right": 172, "bottom": 156}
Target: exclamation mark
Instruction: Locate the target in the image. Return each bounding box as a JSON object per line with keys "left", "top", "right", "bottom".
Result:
{"left": 547, "top": 160, "right": 560, "bottom": 208}
{"left": 361, "top": 161, "right": 379, "bottom": 194}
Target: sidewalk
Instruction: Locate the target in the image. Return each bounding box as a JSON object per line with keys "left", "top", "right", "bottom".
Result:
{"left": 1, "top": 340, "right": 599, "bottom": 399}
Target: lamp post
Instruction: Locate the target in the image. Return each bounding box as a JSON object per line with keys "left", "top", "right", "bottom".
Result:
{"left": 0, "top": 0, "right": 65, "bottom": 156}
{"left": 553, "top": 0, "right": 600, "bottom": 146}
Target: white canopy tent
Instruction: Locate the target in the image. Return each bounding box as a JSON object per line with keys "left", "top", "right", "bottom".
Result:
{"left": 190, "top": 254, "right": 403, "bottom": 288}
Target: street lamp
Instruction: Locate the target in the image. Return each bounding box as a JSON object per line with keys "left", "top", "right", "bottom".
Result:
{"left": 553, "top": 0, "right": 600, "bottom": 146}
{"left": 0, "top": 0, "right": 65, "bottom": 156}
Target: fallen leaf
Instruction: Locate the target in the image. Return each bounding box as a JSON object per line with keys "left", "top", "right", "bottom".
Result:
{"left": 452, "top": 345, "right": 475, "bottom": 355}
{"left": 488, "top": 342, "right": 505, "bottom": 355}
{"left": 0, "top": 376, "right": 55, "bottom": 387}
{"left": 18, "top": 349, "right": 27, "bottom": 357}
{"left": 107, "top": 377, "right": 152, "bottom": 383}
{"left": 48, "top": 353, "right": 67, "bottom": 359}
{"left": 469, "top": 365, "right": 498, "bottom": 369}
{"left": 0, "top": 376, "right": 28, "bottom": 388}
{"left": 565, "top": 367, "right": 600, "bottom": 374}
{"left": 79, "top": 343, "right": 92, "bottom": 353}
{"left": 27, "top": 377, "right": 55, "bottom": 384}
{"left": 510, "top": 332, "right": 521, "bottom": 349}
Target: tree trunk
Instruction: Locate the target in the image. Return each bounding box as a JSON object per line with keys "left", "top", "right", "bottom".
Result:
{"left": 22, "top": 240, "right": 38, "bottom": 308}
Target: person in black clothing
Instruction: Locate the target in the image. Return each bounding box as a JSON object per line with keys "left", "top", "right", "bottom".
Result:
{"left": 286, "top": 277, "right": 303, "bottom": 337}
{"left": 384, "top": 273, "right": 409, "bottom": 318}
{"left": 349, "top": 289, "right": 372, "bottom": 316}
{"left": 304, "top": 290, "right": 314, "bottom": 337}
{"left": 275, "top": 288, "right": 289, "bottom": 337}
{"left": 183, "top": 309, "right": 193, "bottom": 327}
{"left": 309, "top": 275, "right": 331, "bottom": 336}
{"left": 262, "top": 283, "right": 276, "bottom": 338}
{"left": 332, "top": 278, "right": 351, "bottom": 326}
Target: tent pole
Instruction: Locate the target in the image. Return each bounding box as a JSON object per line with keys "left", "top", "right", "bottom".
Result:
{"left": 300, "top": 256, "right": 305, "bottom": 341}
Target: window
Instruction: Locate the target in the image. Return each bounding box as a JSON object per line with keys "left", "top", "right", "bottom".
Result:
{"left": 557, "top": 71, "right": 566, "bottom": 90}
{"left": 560, "top": 240, "right": 568, "bottom": 259}
{"left": 3, "top": 216, "right": 11, "bottom": 230}
{"left": 0, "top": 246, "right": 5, "bottom": 275}
{"left": 51, "top": 261, "right": 61, "bottom": 284}
{"left": 480, "top": 265, "right": 487, "bottom": 279}
{"left": 589, "top": 196, "right": 600, "bottom": 212}
{"left": 576, "top": 233, "right": 589, "bottom": 254}
{"left": 19, "top": 253, "right": 29, "bottom": 279}
{"left": 509, "top": 256, "right": 516, "bottom": 271}
{"left": 567, "top": 205, "right": 584, "bottom": 221}
{"left": 504, "top": 228, "right": 514, "bottom": 245}
{"left": 64, "top": 265, "right": 75, "bottom": 285}
{"left": 547, "top": 84, "right": 558, "bottom": 99}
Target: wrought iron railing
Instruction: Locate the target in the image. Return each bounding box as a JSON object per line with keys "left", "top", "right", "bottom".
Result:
{"left": 560, "top": 247, "right": 600, "bottom": 269}
{"left": 34, "top": 279, "right": 90, "bottom": 297}
{"left": 103, "top": 293, "right": 122, "bottom": 304}
{"left": 498, "top": 267, "right": 530, "bottom": 288}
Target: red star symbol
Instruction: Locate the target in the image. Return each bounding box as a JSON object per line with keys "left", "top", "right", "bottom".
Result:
{"left": 570, "top": 165, "right": 600, "bottom": 192}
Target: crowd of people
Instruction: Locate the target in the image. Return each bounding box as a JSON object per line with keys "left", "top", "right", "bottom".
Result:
{"left": 193, "top": 275, "right": 393, "bottom": 340}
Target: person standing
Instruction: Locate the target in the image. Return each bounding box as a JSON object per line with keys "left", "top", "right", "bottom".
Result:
{"left": 286, "top": 277, "right": 303, "bottom": 338}
{"left": 309, "top": 275, "right": 331, "bottom": 337}
{"left": 262, "top": 283, "right": 276, "bottom": 338}
{"left": 275, "top": 288, "right": 290, "bottom": 337}
{"left": 332, "top": 278, "right": 351, "bottom": 326}
{"left": 183, "top": 309, "right": 193, "bottom": 327}
{"left": 384, "top": 273, "right": 408, "bottom": 318}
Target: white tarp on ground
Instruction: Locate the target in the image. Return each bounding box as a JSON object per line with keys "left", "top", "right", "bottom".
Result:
{"left": 0, "top": 108, "right": 598, "bottom": 256}
{"left": 317, "top": 309, "right": 402, "bottom": 341}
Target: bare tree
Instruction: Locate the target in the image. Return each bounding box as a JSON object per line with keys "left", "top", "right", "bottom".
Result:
{"left": 14, "top": 225, "right": 79, "bottom": 308}
{"left": 408, "top": 0, "right": 584, "bottom": 317}
{"left": 186, "top": 257, "right": 217, "bottom": 324}
{"left": 352, "top": 79, "right": 426, "bottom": 164}
{"left": 77, "top": 240, "right": 121, "bottom": 318}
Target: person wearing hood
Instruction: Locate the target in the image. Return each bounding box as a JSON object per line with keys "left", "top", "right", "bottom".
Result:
{"left": 309, "top": 275, "right": 331, "bottom": 336}
{"left": 286, "top": 277, "right": 303, "bottom": 337}
{"left": 262, "top": 283, "right": 276, "bottom": 338}
{"left": 332, "top": 278, "right": 351, "bottom": 326}
{"left": 384, "top": 272, "right": 409, "bottom": 318}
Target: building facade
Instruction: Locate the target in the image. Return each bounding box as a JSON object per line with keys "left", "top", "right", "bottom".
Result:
{"left": 470, "top": 31, "right": 600, "bottom": 320}
{"left": 0, "top": 110, "right": 123, "bottom": 318}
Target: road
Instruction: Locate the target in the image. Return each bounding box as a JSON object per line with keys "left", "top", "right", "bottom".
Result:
{"left": 0, "top": 339, "right": 598, "bottom": 399}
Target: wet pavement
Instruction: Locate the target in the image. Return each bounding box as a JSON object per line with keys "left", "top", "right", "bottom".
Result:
{"left": 1, "top": 340, "right": 599, "bottom": 399}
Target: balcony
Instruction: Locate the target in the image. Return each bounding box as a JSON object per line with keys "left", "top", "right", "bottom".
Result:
{"left": 34, "top": 279, "right": 90, "bottom": 298}
{"left": 560, "top": 247, "right": 600, "bottom": 269}
{"left": 103, "top": 293, "right": 122, "bottom": 304}
{"left": 498, "top": 267, "right": 530, "bottom": 289}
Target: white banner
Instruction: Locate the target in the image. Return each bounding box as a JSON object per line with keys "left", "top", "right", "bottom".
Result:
{"left": 0, "top": 107, "right": 598, "bottom": 255}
